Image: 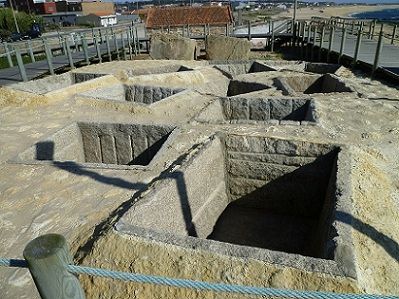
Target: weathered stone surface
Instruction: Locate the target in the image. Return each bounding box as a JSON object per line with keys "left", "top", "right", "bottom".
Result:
{"left": 2, "top": 59, "right": 399, "bottom": 299}
{"left": 150, "top": 33, "right": 197, "bottom": 60}
{"left": 206, "top": 35, "right": 251, "bottom": 60}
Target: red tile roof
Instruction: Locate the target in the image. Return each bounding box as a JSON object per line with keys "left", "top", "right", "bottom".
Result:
{"left": 145, "top": 5, "right": 233, "bottom": 28}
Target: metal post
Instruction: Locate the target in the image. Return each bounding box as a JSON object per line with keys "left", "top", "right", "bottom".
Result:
{"left": 293, "top": 0, "right": 298, "bottom": 23}
{"left": 271, "top": 21, "right": 275, "bottom": 53}
{"left": 327, "top": 26, "right": 334, "bottom": 63}
{"left": 371, "top": 20, "right": 376, "bottom": 39}
{"left": 95, "top": 35, "right": 102, "bottom": 63}
{"left": 372, "top": 28, "right": 384, "bottom": 78}
{"left": 318, "top": 25, "right": 325, "bottom": 61}
{"left": 65, "top": 38, "right": 74, "bottom": 69}
{"left": 106, "top": 33, "right": 112, "bottom": 61}
{"left": 248, "top": 21, "right": 251, "bottom": 40}
{"left": 27, "top": 40, "right": 35, "bottom": 62}
{"left": 15, "top": 48, "right": 27, "bottom": 82}
{"left": 368, "top": 21, "right": 373, "bottom": 39}
{"left": 391, "top": 25, "right": 397, "bottom": 45}
{"left": 135, "top": 26, "right": 141, "bottom": 54}
{"left": 338, "top": 27, "right": 346, "bottom": 64}
{"left": 43, "top": 39, "right": 54, "bottom": 75}
{"left": 127, "top": 28, "right": 133, "bottom": 59}
{"left": 131, "top": 27, "right": 137, "bottom": 56}
{"left": 353, "top": 28, "right": 362, "bottom": 65}
{"left": 311, "top": 25, "right": 317, "bottom": 61}
{"left": 23, "top": 234, "right": 86, "bottom": 299}
{"left": 113, "top": 33, "right": 120, "bottom": 60}
{"left": 4, "top": 43, "right": 13, "bottom": 67}
{"left": 121, "top": 32, "right": 126, "bottom": 60}
{"left": 81, "top": 35, "right": 89, "bottom": 65}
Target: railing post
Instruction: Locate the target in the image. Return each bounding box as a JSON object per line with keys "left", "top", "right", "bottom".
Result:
{"left": 15, "top": 48, "right": 27, "bottom": 82}
{"left": 318, "top": 25, "right": 325, "bottom": 61}
{"left": 106, "top": 32, "right": 112, "bottom": 61}
{"left": 135, "top": 26, "right": 141, "bottom": 55}
{"left": 43, "top": 39, "right": 54, "bottom": 75}
{"left": 121, "top": 32, "right": 126, "bottom": 60}
{"left": 311, "top": 25, "right": 317, "bottom": 61}
{"left": 248, "top": 21, "right": 251, "bottom": 40}
{"left": 4, "top": 42, "right": 14, "bottom": 67}
{"left": 81, "top": 35, "right": 89, "bottom": 65}
{"left": 391, "top": 24, "right": 397, "bottom": 45}
{"left": 271, "top": 21, "right": 275, "bottom": 53}
{"left": 27, "top": 40, "right": 35, "bottom": 62}
{"left": 371, "top": 20, "right": 376, "bottom": 39}
{"left": 327, "top": 25, "right": 334, "bottom": 63}
{"left": 353, "top": 28, "right": 362, "bottom": 66}
{"left": 372, "top": 26, "right": 384, "bottom": 78}
{"left": 94, "top": 34, "right": 102, "bottom": 63}
{"left": 127, "top": 28, "right": 133, "bottom": 59}
{"left": 368, "top": 21, "right": 373, "bottom": 39}
{"left": 113, "top": 33, "right": 120, "bottom": 60}
{"left": 338, "top": 27, "right": 346, "bottom": 64}
{"left": 65, "top": 37, "right": 74, "bottom": 69}
{"left": 132, "top": 27, "right": 137, "bottom": 56}
{"left": 23, "top": 234, "right": 86, "bottom": 299}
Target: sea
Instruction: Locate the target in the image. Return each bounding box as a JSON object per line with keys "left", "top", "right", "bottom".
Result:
{"left": 351, "top": 8, "right": 399, "bottom": 23}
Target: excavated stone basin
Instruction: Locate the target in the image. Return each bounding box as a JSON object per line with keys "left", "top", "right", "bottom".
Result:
{"left": 116, "top": 134, "right": 356, "bottom": 278}
{"left": 13, "top": 122, "right": 175, "bottom": 168}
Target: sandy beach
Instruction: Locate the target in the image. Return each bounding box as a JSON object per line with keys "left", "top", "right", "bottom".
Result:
{"left": 275, "top": 4, "right": 399, "bottom": 20}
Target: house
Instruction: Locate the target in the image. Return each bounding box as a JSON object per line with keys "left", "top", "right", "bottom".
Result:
{"left": 144, "top": 5, "right": 233, "bottom": 29}
{"left": 77, "top": 12, "right": 117, "bottom": 27}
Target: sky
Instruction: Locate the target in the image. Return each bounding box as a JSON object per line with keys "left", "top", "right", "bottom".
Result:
{"left": 302, "top": 0, "right": 399, "bottom": 3}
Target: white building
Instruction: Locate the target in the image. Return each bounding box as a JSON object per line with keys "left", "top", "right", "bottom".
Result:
{"left": 77, "top": 13, "right": 117, "bottom": 27}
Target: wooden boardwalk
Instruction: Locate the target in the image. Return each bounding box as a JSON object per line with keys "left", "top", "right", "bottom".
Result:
{"left": 299, "top": 19, "right": 399, "bottom": 79}
{"left": 0, "top": 37, "right": 138, "bottom": 86}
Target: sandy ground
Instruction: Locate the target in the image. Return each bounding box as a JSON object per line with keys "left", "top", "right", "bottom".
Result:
{"left": 276, "top": 4, "right": 399, "bottom": 20}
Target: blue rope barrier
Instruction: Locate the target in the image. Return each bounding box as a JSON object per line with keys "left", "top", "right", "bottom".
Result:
{"left": 1, "top": 258, "right": 398, "bottom": 299}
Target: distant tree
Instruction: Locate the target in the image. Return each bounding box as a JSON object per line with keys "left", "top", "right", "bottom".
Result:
{"left": 0, "top": 8, "right": 43, "bottom": 33}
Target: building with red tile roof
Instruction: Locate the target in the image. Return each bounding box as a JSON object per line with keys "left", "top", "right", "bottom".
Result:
{"left": 145, "top": 5, "right": 233, "bottom": 29}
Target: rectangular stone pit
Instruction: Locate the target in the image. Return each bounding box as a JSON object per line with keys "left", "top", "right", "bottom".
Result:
{"left": 213, "top": 61, "right": 276, "bottom": 78}
{"left": 221, "top": 97, "right": 317, "bottom": 125}
{"left": 274, "top": 74, "right": 354, "bottom": 96}
{"left": 117, "top": 134, "right": 356, "bottom": 278}
{"left": 14, "top": 122, "right": 175, "bottom": 169}
{"left": 77, "top": 84, "right": 185, "bottom": 105}
{"left": 9, "top": 72, "right": 106, "bottom": 95}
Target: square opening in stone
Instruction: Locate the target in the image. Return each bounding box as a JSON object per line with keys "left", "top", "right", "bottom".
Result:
{"left": 222, "top": 97, "right": 314, "bottom": 122}
{"left": 213, "top": 61, "right": 276, "bottom": 78}
{"left": 227, "top": 80, "right": 271, "bottom": 97}
{"left": 16, "top": 123, "right": 175, "bottom": 167}
{"left": 276, "top": 74, "right": 353, "bottom": 95}
{"left": 207, "top": 136, "right": 339, "bottom": 259}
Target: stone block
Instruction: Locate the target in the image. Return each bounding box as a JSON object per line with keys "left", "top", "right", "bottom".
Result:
{"left": 249, "top": 99, "right": 270, "bottom": 121}
{"left": 206, "top": 35, "right": 251, "bottom": 60}
{"left": 150, "top": 33, "right": 197, "bottom": 60}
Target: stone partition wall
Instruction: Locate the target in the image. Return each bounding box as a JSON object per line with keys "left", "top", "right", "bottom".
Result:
{"left": 8, "top": 72, "right": 106, "bottom": 94}
{"left": 221, "top": 97, "right": 316, "bottom": 123}
{"left": 125, "top": 85, "right": 185, "bottom": 105}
